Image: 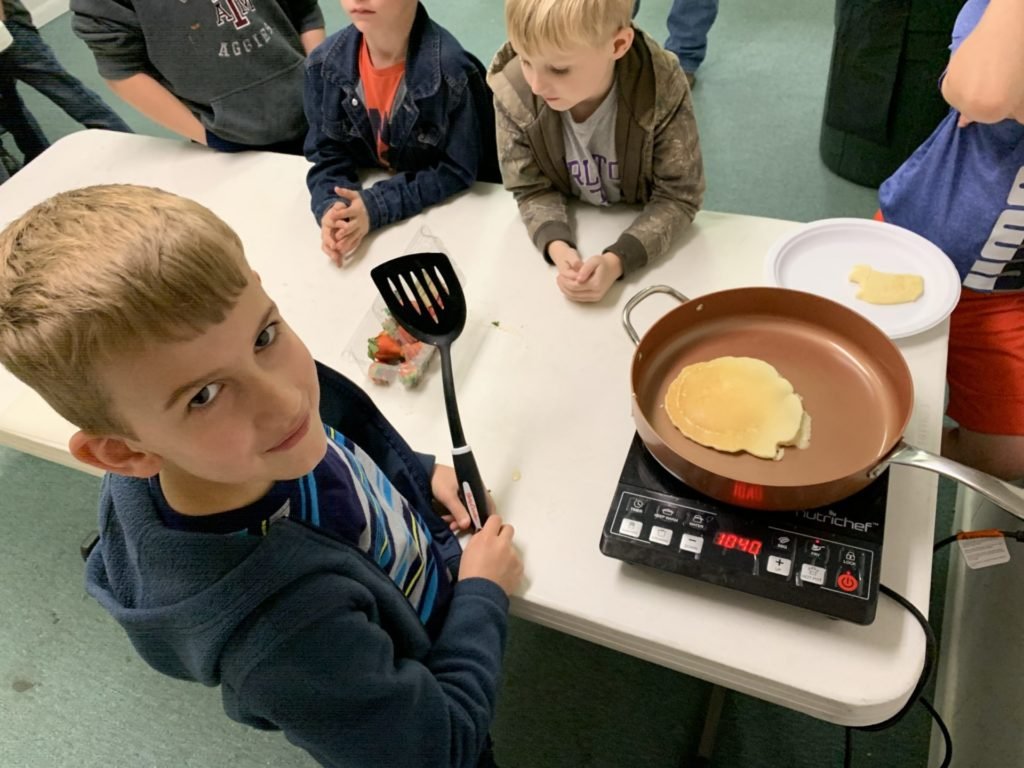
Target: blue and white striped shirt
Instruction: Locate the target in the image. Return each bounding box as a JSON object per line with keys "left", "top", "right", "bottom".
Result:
{"left": 152, "top": 424, "right": 453, "bottom": 629}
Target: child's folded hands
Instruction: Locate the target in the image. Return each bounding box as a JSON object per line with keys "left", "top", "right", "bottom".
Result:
{"left": 320, "top": 187, "right": 371, "bottom": 265}
{"left": 547, "top": 240, "right": 622, "bottom": 302}
{"left": 333, "top": 187, "right": 370, "bottom": 255}
{"left": 557, "top": 251, "right": 623, "bottom": 303}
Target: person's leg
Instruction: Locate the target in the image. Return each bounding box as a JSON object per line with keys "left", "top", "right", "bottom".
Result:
{"left": 0, "top": 146, "right": 12, "bottom": 182}
{"left": 943, "top": 289, "right": 1024, "bottom": 481}
{"left": 0, "top": 75, "right": 50, "bottom": 163}
{"left": 665, "top": 0, "right": 720, "bottom": 76}
{"left": 476, "top": 735, "right": 499, "bottom": 768}
{"left": 5, "top": 22, "right": 132, "bottom": 133}
{"left": 942, "top": 429, "right": 1024, "bottom": 481}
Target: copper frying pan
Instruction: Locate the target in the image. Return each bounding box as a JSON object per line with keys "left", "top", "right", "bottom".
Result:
{"left": 624, "top": 285, "right": 1024, "bottom": 519}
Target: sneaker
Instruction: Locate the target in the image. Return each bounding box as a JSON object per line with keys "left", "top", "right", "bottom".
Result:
{"left": 684, "top": 70, "right": 697, "bottom": 88}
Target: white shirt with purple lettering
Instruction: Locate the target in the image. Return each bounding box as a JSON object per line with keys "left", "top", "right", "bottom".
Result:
{"left": 561, "top": 81, "right": 621, "bottom": 206}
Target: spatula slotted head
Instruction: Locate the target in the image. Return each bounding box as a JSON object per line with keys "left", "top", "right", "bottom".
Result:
{"left": 370, "top": 252, "right": 466, "bottom": 346}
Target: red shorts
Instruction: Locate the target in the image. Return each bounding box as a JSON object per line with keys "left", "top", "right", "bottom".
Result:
{"left": 946, "top": 289, "right": 1024, "bottom": 435}
{"left": 874, "top": 209, "right": 1024, "bottom": 435}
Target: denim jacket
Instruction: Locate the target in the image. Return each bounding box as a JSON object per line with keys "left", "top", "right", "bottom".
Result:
{"left": 303, "top": 3, "right": 499, "bottom": 229}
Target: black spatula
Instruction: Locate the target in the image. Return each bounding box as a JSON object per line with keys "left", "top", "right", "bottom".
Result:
{"left": 370, "top": 252, "right": 488, "bottom": 530}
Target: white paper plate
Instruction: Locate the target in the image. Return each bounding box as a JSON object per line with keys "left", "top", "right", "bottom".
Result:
{"left": 763, "top": 218, "right": 961, "bottom": 339}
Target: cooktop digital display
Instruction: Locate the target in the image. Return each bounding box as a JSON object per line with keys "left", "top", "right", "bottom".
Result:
{"left": 600, "top": 434, "right": 887, "bottom": 624}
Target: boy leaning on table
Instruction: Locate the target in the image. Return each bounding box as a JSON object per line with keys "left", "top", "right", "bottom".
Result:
{"left": 0, "top": 185, "right": 522, "bottom": 768}
{"left": 304, "top": 0, "right": 500, "bottom": 263}
{"left": 488, "top": 0, "right": 705, "bottom": 303}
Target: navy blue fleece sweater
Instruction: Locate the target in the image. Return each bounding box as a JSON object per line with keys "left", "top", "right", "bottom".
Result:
{"left": 84, "top": 364, "right": 509, "bottom": 767}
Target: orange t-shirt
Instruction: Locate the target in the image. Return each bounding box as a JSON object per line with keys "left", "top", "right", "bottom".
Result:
{"left": 359, "top": 38, "right": 406, "bottom": 167}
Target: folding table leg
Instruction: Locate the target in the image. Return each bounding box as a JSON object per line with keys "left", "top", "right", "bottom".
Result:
{"left": 687, "top": 684, "right": 726, "bottom": 767}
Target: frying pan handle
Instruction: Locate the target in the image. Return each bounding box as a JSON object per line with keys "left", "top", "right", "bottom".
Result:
{"left": 875, "top": 441, "right": 1024, "bottom": 522}
{"left": 622, "top": 285, "right": 691, "bottom": 345}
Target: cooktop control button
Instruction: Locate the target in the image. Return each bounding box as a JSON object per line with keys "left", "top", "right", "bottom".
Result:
{"left": 649, "top": 526, "right": 673, "bottom": 546}
{"left": 799, "top": 564, "right": 827, "bottom": 586}
{"left": 619, "top": 518, "right": 643, "bottom": 538}
{"left": 836, "top": 570, "right": 860, "bottom": 593}
{"left": 654, "top": 505, "right": 683, "bottom": 523}
{"left": 688, "top": 513, "right": 708, "bottom": 532}
{"left": 770, "top": 552, "right": 790, "bottom": 577}
{"left": 680, "top": 533, "right": 704, "bottom": 555}
{"left": 766, "top": 555, "right": 792, "bottom": 578}
{"left": 627, "top": 496, "right": 647, "bottom": 513}
{"left": 838, "top": 547, "right": 863, "bottom": 572}
{"left": 804, "top": 540, "right": 831, "bottom": 566}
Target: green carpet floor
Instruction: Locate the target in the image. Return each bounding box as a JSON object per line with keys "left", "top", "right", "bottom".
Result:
{"left": 1, "top": 1, "right": 953, "bottom": 766}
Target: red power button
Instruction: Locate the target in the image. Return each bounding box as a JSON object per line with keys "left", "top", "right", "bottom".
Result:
{"left": 837, "top": 571, "right": 859, "bottom": 593}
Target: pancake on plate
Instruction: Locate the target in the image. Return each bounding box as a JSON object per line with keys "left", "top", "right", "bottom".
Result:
{"left": 849, "top": 264, "right": 924, "bottom": 305}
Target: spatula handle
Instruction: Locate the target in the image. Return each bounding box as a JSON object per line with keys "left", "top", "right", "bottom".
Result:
{"left": 453, "top": 446, "right": 489, "bottom": 530}
{"left": 439, "top": 344, "right": 467, "bottom": 447}
{"left": 437, "top": 344, "right": 488, "bottom": 529}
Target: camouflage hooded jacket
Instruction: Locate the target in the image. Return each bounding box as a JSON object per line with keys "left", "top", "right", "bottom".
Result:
{"left": 486, "top": 28, "right": 705, "bottom": 275}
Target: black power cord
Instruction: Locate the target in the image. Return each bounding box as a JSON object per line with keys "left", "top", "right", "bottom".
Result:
{"left": 933, "top": 528, "right": 1024, "bottom": 552}
{"left": 920, "top": 697, "right": 953, "bottom": 767}
{"left": 866, "top": 585, "right": 938, "bottom": 730}
{"left": 843, "top": 528, "right": 1024, "bottom": 767}
{"left": 843, "top": 584, "right": 945, "bottom": 768}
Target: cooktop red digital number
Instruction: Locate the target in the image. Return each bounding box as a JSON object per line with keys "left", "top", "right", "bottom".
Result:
{"left": 713, "top": 531, "right": 763, "bottom": 556}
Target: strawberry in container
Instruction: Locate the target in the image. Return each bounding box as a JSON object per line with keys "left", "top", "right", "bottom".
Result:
{"left": 365, "top": 311, "right": 435, "bottom": 388}
{"left": 367, "top": 330, "right": 403, "bottom": 363}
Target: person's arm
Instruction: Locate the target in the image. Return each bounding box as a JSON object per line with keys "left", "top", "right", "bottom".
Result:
{"left": 280, "top": 0, "right": 325, "bottom": 54}
{"left": 105, "top": 74, "right": 206, "bottom": 143}
{"left": 609, "top": 73, "right": 705, "bottom": 274}
{"left": 303, "top": 60, "right": 362, "bottom": 224}
{"left": 493, "top": 98, "right": 574, "bottom": 261}
{"left": 71, "top": 0, "right": 205, "bottom": 138}
{"left": 356, "top": 73, "right": 483, "bottom": 231}
{"left": 300, "top": 28, "right": 325, "bottom": 54}
{"left": 941, "top": 0, "right": 1024, "bottom": 124}
{"left": 71, "top": 0, "right": 150, "bottom": 80}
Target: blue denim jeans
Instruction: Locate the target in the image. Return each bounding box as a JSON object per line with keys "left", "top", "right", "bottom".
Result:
{"left": 3, "top": 21, "right": 131, "bottom": 133}
{"left": 0, "top": 135, "right": 21, "bottom": 179}
{"left": 0, "top": 71, "right": 50, "bottom": 162}
{"left": 665, "top": 0, "right": 720, "bottom": 73}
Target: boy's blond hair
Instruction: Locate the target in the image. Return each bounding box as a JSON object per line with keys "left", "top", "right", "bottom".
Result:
{"left": 0, "top": 185, "right": 249, "bottom": 436}
{"left": 505, "top": 0, "right": 633, "bottom": 55}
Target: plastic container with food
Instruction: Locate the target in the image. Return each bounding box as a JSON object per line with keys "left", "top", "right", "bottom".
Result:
{"left": 345, "top": 226, "right": 461, "bottom": 389}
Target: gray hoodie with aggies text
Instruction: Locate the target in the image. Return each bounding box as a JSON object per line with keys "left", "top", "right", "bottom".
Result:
{"left": 71, "top": 0, "right": 324, "bottom": 146}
